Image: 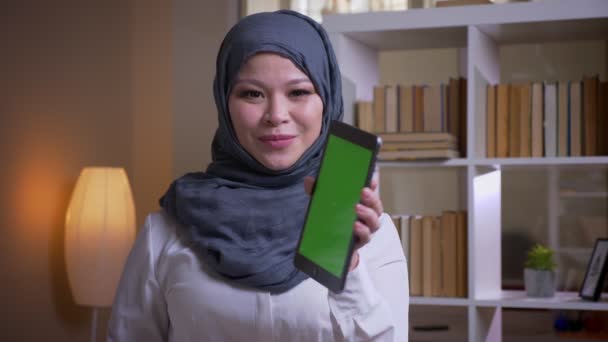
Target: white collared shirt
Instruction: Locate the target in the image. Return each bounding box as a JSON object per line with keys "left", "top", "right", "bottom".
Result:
{"left": 108, "top": 211, "right": 409, "bottom": 341}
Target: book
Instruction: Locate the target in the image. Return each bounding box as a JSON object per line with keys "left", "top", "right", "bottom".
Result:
{"left": 414, "top": 85, "right": 425, "bottom": 132}
{"left": 373, "top": 85, "right": 386, "bottom": 133}
{"left": 448, "top": 78, "right": 461, "bottom": 146}
{"left": 409, "top": 216, "right": 423, "bottom": 296}
{"left": 422, "top": 216, "right": 434, "bottom": 297}
{"left": 557, "top": 81, "right": 569, "bottom": 156}
{"left": 441, "top": 83, "right": 449, "bottom": 133}
{"left": 455, "top": 211, "right": 468, "bottom": 297}
{"left": 544, "top": 82, "right": 557, "bottom": 157}
{"left": 430, "top": 217, "right": 442, "bottom": 297}
{"left": 509, "top": 84, "right": 521, "bottom": 157}
{"left": 381, "top": 141, "right": 457, "bottom": 151}
{"left": 424, "top": 84, "right": 443, "bottom": 132}
{"left": 531, "top": 82, "right": 544, "bottom": 157}
{"left": 486, "top": 84, "right": 496, "bottom": 158}
{"left": 583, "top": 75, "right": 599, "bottom": 156}
{"left": 385, "top": 84, "right": 399, "bottom": 133}
{"left": 496, "top": 84, "right": 510, "bottom": 158}
{"left": 379, "top": 132, "right": 457, "bottom": 143}
{"left": 356, "top": 101, "right": 374, "bottom": 133}
{"left": 379, "top": 149, "right": 459, "bottom": 161}
{"left": 440, "top": 211, "right": 458, "bottom": 297}
{"left": 459, "top": 78, "right": 467, "bottom": 157}
{"left": 399, "top": 215, "right": 410, "bottom": 262}
{"left": 399, "top": 85, "right": 414, "bottom": 133}
{"left": 570, "top": 81, "right": 582, "bottom": 157}
{"left": 391, "top": 215, "right": 400, "bottom": 232}
{"left": 519, "top": 83, "right": 532, "bottom": 157}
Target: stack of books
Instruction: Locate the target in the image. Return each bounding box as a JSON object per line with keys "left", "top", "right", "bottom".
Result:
{"left": 486, "top": 75, "right": 608, "bottom": 158}
{"left": 356, "top": 77, "right": 467, "bottom": 160}
{"left": 379, "top": 132, "right": 459, "bottom": 160}
{"left": 392, "top": 211, "right": 468, "bottom": 298}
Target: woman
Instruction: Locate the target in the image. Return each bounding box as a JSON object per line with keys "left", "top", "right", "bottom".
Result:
{"left": 108, "top": 10, "right": 409, "bottom": 341}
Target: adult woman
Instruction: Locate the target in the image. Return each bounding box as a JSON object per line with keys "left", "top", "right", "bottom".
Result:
{"left": 108, "top": 10, "right": 408, "bottom": 341}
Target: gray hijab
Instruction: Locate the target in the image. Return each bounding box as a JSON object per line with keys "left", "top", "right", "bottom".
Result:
{"left": 160, "top": 10, "right": 343, "bottom": 293}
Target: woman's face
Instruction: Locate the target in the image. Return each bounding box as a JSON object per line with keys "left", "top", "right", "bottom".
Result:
{"left": 228, "top": 53, "right": 324, "bottom": 171}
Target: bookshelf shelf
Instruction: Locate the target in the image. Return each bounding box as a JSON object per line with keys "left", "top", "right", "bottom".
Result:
{"left": 411, "top": 296, "right": 470, "bottom": 307}
{"left": 380, "top": 156, "right": 608, "bottom": 168}
{"left": 378, "top": 158, "right": 469, "bottom": 168}
{"left": 324, "top": 0, "right": 608, "bottom": 341}
{"left": 475, "top": 291, "right": 608, "bottom": 311}
{"left": 323, "top": 0, "right": 608, "bottom": 50}
{"left": 472, "top": 157, "right": 608, "bottom": 167}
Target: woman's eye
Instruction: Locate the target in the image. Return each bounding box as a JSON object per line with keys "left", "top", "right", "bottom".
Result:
{"left": 290, "top": 89, "right": 312, "bottom": 97}
{"left": 239, "top": 90, "right": 263, "bottom": 98}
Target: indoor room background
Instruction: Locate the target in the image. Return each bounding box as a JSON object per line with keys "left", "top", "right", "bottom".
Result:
{"left": 2, "top": 0, "right": 606, "bottom": 341}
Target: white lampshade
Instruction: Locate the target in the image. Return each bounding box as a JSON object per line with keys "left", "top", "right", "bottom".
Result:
{"left": 65, "top": 167, "right": 136, "bottom": 307}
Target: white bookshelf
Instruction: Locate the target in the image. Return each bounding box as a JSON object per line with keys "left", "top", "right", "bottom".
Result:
{"left": 476, "top": 290, "right": 608, "bottom": 311}
{"left": 324, "top": 1, "right": 608, "bottom": 341}
{"left": 378, "top": 158, "right": 469, "bottom": 168}
{"left": 473, "top": 157, "right": 608, "bottom": 166}
{"left": 411, "top": 295, "right": 471, "bottom": 307}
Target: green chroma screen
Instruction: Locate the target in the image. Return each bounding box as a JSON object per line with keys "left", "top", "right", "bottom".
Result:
{"left": 298, "top": 134, "right": 373, "bottom": 277}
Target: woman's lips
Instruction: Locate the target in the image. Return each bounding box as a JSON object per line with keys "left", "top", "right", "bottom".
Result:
{"left": 259, "top": 134, "right": 296, "bottom": 149}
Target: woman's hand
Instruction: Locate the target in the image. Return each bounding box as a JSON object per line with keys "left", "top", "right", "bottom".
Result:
{"left": 304, "top": 170, "right": 383, "bottom": 271}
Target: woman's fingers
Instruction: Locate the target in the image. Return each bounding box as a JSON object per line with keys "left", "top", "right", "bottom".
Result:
{"left": 353, "top": 221, "right": 372, "bottom": 249}
{"left": 356, "top": 203, "right": 380, "bottom": 233}
{"left": 370, "top": 169, "right": 379, "bottom": 193}
{"left": 351, "top": 176, "right": 383, "bottom": 252}
{"left": 360, "top": 187, "right": 383, "bottom": 218}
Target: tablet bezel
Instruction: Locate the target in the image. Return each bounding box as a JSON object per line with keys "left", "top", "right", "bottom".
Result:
{"left": 294, "top": 120, "right": 381, "bottom": 293}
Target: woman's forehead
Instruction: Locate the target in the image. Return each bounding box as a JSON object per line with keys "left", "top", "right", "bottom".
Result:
{"left": 238, "top": 53, "right": 308, "bottom": 76}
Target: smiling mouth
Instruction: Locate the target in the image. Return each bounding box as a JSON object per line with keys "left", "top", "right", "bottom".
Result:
{"left": 259, "top": 134, "right": 296, "bottom": 141}
{"left": 259, "top": 134, "right": 296, "bottom": 149}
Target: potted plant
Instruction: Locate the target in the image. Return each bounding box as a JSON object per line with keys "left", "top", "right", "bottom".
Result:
{"left": 524, "top": 244, "right": 556, "bottom": 297}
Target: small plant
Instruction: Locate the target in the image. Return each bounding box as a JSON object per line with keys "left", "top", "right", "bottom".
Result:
{"left": 525, "top": 244, "right": 556, "bottom": 271}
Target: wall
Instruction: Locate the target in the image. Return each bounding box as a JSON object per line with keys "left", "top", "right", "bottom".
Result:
{"left": 0, "top": 0, "right": 236, "bottom": 340}
{"left": 131, "top": 0, "right": 174, "bottom": 229}
{"left": 172, "top": 0, "right": 239, "bottom": 178}
{"left": 0, "top": 2, "right": 133, "bottom": 340}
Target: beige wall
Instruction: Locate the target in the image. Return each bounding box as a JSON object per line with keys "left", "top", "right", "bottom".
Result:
{"left": 1, "top": 2, "right": 133, "bottom": 341}
{"left": 131, "top": 0, "right": 174, "bottom": 230}
{"left": 379, "top": 48, "right": 462, "bottom": 85}
{"left": 0, "top": 1, "right": 236, "bottom": 340}
{"left": 172, "top": 0, "right": 239, "bottom": 178}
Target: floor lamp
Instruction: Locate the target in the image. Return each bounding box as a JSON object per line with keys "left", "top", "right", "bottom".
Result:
{"left": 65, "top": 167, "right": 136, "bottom": 342}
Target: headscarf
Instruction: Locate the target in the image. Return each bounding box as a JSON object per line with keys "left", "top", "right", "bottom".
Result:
{"left": 159, "top": 10, "right": 343, "bottom": 293}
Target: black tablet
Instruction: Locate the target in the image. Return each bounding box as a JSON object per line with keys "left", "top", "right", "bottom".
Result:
{"left": 294, "top": 120, "right": 381, "bottom": 293}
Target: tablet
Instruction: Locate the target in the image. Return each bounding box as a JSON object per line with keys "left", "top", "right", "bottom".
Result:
{"left": 294, "top": 120, "right": 381, "bottom": 293}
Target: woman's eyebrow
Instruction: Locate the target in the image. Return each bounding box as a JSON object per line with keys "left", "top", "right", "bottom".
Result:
{"left": 232, "top": 78, "right": 312, "bottom": 87}
{"left": 286, "top": 78, "right": 312, "bottom": 85}
{"left": 232, "top": 78, "right": 264, "bottom": 87}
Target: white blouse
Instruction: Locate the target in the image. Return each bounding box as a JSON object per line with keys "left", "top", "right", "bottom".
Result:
{"left": 108, "top": 211, "right": 409, "bottom": 341}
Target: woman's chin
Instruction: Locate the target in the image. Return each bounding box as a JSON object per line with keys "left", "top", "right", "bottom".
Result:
{"left": 259, "top": 158, "right": 297, "bottom": 172}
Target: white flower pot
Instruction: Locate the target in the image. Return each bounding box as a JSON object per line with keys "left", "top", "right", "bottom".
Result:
{"left": 524, "top": 268, "right": 556, "bottom": 297}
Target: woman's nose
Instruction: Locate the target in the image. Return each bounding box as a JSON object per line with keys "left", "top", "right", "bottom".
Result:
{"left": 264, "top": 95, "right": 290, "bottom": 126}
